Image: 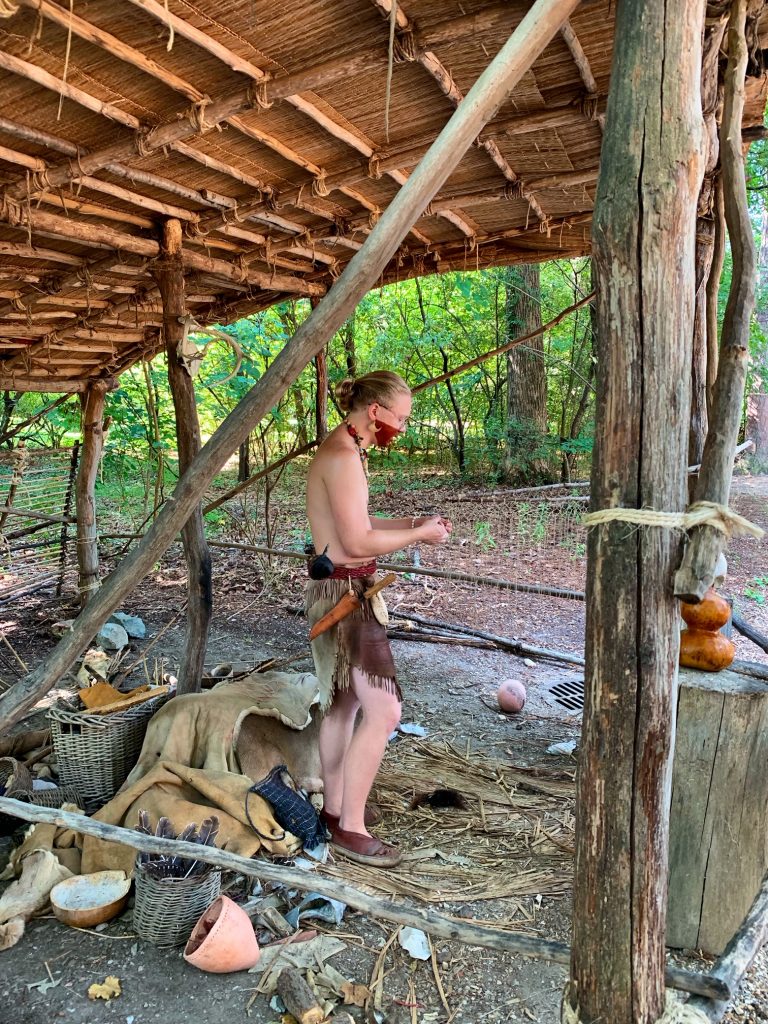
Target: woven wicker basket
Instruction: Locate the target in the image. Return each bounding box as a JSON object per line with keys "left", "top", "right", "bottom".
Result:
{"left": 133, "top": 864, "right": 221, "bottom": 947}
{"left": 48, "top": 693, "right": 168, "bottom": 810}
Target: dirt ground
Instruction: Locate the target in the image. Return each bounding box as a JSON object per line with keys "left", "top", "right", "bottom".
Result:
{"left": 0, "top": 474, "right": 767, "bottom": 1024}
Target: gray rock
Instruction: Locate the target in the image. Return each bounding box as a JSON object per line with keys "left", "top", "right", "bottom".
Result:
{"left": 108, "top": 611, "right": 146, "bottom": 638}
{"left": 96, "top": 622, "right": 129, "bottom": 651}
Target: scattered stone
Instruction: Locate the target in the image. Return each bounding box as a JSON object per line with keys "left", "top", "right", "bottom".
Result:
{"left": 109, "top": 612, "right": 146, "bottom": 639}
{"left": 96, "top": 622, "right": 129, "bottom": 652}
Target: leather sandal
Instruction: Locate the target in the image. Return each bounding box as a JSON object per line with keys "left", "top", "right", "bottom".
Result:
{"left": 321, "top": 804, "right": 381, "bottom": 832}
{"left": 329, "top": 826, "right": 402, "bottom": 867}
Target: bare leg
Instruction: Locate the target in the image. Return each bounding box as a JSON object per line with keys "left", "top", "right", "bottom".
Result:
{"left": 338, "top": 668, "right": 401, "bottom": 836}
{"left": 318, "top": 685, "right": 360, "bottom": 818}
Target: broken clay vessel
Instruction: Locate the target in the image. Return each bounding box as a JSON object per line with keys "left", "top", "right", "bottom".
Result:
{"left": 184, "top": 895, "right": 260, "bottom": 973}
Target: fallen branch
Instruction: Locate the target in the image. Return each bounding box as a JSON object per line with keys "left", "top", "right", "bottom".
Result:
{"left": 685, "top": 871, "right": 768, "bottom": 1022}
{"left": 731, "top": 611, "right": 768, "bottom": 655}
{"left": 0, "top": 797, "right": 729, "bottom": 1002}
{"left": 209, "top": 541, "right": 587, "bottom": 602}
{"left": 203, "top": 440, "right": 318, "bottom": 515}
{"left": 391, "top": 611, "right": 584, "bottom": 666}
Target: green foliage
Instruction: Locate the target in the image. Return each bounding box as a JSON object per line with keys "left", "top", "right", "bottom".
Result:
{"left": 744, "top": 576, "right": 768, "bottom": 605}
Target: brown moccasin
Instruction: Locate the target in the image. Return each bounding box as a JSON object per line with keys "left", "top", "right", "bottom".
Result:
{"left": 320, "top": 804, "right": 382, "bottom": 832}
{"left": 329, "top": 826, "right": 402, "bottom": 867}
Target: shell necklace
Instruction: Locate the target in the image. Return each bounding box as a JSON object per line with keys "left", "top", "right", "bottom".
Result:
{"left": 345, "top": 421, "right": 369, "bottom": 476}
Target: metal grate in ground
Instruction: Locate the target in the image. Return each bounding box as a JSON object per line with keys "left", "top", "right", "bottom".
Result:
{"left": 547, "top": 677, "right": 585, "bottom": 712}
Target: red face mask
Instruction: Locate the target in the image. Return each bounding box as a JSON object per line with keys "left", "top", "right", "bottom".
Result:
{"left": 372, "top": 417, "right": 403, "bottom": 448}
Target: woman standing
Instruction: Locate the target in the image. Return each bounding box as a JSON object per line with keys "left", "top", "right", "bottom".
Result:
{"left": 306, "top": 371, "right": 451, "bottom": 866}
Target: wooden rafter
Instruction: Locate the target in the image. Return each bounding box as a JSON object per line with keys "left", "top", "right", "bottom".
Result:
{"left": 122, "top": 0, "right": 470, "bottom": 243}
{"left": 369, "top": 0, "right": 551, "bottom": 224}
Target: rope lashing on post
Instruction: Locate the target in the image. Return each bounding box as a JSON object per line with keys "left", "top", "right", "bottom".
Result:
{"left": 583, "top": 501, "right": 764, "bottom": 540}
{"left": 561, "top": 992, "right": 711, "bottom": 1024}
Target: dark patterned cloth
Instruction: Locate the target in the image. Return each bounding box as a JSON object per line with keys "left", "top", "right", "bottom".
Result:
{"left": 249, "top": 765, "right": 326, "bottom": 849}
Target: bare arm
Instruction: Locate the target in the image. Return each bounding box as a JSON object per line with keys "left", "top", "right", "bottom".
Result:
{"left": 325, "top": 456, "right": 448, "bottom": 558}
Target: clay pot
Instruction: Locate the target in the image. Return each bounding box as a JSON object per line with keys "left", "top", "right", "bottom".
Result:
{"left": 51, "top": 871, "right": 131, "bottom": 929}
{"left": 679, "top": 587, "right": 735, "bottom": 672}
{"left": 184, "top": 895, "right": 261, "bottom": 973}
{"left": 498, "top": 679, "right": 527, "bottom": 714}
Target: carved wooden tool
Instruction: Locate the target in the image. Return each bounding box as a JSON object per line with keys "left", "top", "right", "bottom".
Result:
{"left": 308, "top": 573, "right": 396, "bottom": 641}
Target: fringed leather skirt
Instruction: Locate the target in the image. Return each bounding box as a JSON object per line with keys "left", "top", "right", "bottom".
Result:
{"left": 305, "top": 574, "right": 400, "bottom": 711}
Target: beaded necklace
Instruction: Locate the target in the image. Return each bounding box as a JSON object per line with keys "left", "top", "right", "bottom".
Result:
{"left": 345, "top": 421, "right": 369, "bottom": 476}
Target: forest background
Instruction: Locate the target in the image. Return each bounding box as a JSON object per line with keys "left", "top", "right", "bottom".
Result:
{"left": 2, "top": 142, "right": 768, "bottom": 541}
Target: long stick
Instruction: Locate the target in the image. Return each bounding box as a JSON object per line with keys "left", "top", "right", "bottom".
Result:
{"left": 0, "top": 0, "right": 583, "bottom": 732}
{"left": 203, "top": 440, "right": 318, "bottom": 514}
{"left": 0, "top": 796, "right": 729, "bottom": 1002}
{"left": 731, "top": 612, "right": 768, "bottom": 655}
{"left": 390, "top": 611, "right": 584, "bottom": 666}
{"left": 685, "top": 871, "right": 768, "bottom": 1022}
{"left": 412, "top": 291, "right": 595, "bottom": 394}
{"left": 208, "top": 540, "right": 587, "bottom": 603}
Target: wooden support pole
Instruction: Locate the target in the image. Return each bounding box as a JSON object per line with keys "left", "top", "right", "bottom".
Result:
{"left": 76, "top": 381, "right": 110, "bottom": 606}
{"left": 0, "top": 796, "right": 734, "bottom": 1003}
{"left": 566, "top": 1, "right": 706, "bottom": 1023}
{"left": 689, "top": 11, "right": 729, "bottom": 470}
{"left": 311, "top": 298, "right": 329, "bottom": 442}
{"left": 0, "top": 0, "right": 581, "bottom": 732}
{"left": 674, "top": 1, "right": 757, "bottom": 603}
{"left": 151, "top": 220, "right": 211, "bottom": 695}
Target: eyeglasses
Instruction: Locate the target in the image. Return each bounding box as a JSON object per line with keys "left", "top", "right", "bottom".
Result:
{"left": 377, "top": 402, "right": 410, "bottom": 429}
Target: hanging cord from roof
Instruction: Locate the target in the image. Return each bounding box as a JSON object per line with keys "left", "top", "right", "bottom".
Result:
{"left": 384, "top": 1, "right": 398, "bottom": 141}
{"left": 57, "top": 0, "right": 74, "bottom": 122}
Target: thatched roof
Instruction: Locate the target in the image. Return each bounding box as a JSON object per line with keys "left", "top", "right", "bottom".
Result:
{"left": 0, "top": 1, "right": 764, "bottom": 393}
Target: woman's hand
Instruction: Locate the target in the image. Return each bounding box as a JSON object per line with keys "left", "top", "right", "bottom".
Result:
{"left": 417, "top": 514, "right": 450, "bottom": 546}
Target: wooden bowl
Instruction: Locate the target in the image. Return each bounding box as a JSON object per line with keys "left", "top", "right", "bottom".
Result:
{"left": 51, "top": 871, "right": 131, "bottom": 929}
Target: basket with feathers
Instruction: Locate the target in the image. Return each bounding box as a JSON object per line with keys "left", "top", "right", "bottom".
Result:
{"left": 132, "top": 811, "right": 222, "bottom": 947}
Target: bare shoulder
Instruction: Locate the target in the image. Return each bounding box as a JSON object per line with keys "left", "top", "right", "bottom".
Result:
{"left": 309, "top": 430, "right": 360, "bottom": 482}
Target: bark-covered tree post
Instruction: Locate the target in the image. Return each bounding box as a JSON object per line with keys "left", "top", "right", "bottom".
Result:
{"left": 565, "top": 2, "right": 706, "bottom": 1023}
{"left": 151, "top": 219, "right": 212, "bottom": 694}
{"left": 502, "top": 264, "right": 546, "bottom": 484}
{"left": 76, "top": 380, "right": 110, "bottom": 606}
{"left": 689, "top": 10, "right": 729, "bottom": 470}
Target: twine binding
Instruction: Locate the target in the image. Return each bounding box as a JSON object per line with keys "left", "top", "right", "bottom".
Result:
{"left": 583, "top": 500, "right": 764, "bottom": 540}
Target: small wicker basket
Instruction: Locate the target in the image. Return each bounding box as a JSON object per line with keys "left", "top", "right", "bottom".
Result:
{"left": 48, "top": 692, "right": 168, "bottom": 811}
{"left": 0, "top": 757, "right": 80, "bottom": 829}
{"left": 133, "top": 864, "right": 222, "bottom": 947}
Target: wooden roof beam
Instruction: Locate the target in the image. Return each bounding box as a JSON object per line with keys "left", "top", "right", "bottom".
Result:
{"left": 369, "top": 0, "right": 550, "bottom": 224}
{"left": 559, "top": 21, "right": 605, "bottom": 130}
{"left": 0, "top": 205, "right": 327, "bottom": 297}
{"left": 1, "top": 49, "right": 384, "bottom": 201}
{"left": 123, "top": 0, "right": 465, "bottom": 242}
{"left": 0, "top": 376, "right": 88, "bottom": 393}
{"left": 3, "top": 2, "right": 394, "bottom": 249}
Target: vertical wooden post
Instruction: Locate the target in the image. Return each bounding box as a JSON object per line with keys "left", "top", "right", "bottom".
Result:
{"left": 675, "top": 0, "right": 758, "bottom": 602}
{"left": 57, "top": 441, "right": 79, "bottom": 597}
{"left": 566, "top": 2, "right": 706, "bottom": 1023}
{"left": 689, "top": 12, "right": 729, "bottom": 472}
{"left": 151, "top": 219, "right": 212, "bottom": 694}
{"left": 76, "top": 382, "right": 109, "bottom": 606}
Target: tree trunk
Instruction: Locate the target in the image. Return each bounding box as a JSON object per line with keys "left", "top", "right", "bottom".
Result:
{"left": 76, "top": 382, "right": 109, "bottom": 606}
{"left": 502, "top": 264, "right": 547, "bottom": 484}
{"left": 237, "top": 441, "right": 250, "bottom": 482}
{"left": 0, "top": 0, "right": 582, "bottom": 731}
{"left": 746, "top": 393, "right": 768, "bottom": 465}
{"left": 567, "top": 2, "right": 706, "bottom": 1024}
{"left": 311, "top": 296, "right": 328, "bottom": 442}
{"left": 151, "top": 218, "right": 212, "bottom": 695}
{"left": 341, "top": 313, "right": 356, "bottom": 378}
